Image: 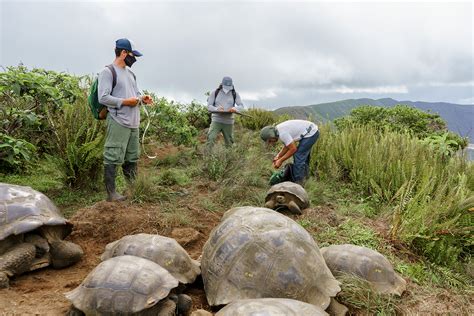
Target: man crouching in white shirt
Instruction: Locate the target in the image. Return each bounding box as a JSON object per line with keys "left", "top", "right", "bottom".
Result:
{"left": 260, "top": 120, "right": 320, "bottom": 184}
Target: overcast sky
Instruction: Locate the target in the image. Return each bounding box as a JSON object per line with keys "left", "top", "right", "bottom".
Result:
{"left": 1, "top": 0, "right": 473, "bottom": 108}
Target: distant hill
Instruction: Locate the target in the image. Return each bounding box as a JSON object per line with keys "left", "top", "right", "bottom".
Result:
{"left": 274, "top": 98, "right": 474, "bottom": 141}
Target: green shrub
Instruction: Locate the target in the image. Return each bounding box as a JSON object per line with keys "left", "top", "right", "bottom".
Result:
{"left": 158, "top": 168, "right": 191, "bottom": 186}
{"left": 181, "top": 100, "right": 210, "bottom": 129}
{"left": 141, "top": 95, "right": 198, "bottom": 146}
{"left": 204, "top": 145, "right": 243, "bottom": 181}
{"left": 238, "top": 108, "right": 276, "bottom": 130}
{"left": 0, "top": 133, "right": 36, "bottom": 172}
{"left": 313, "top": 124, "right": 473, "bottom": 267}
{"left": 45, "top": 100, "right": 105, "bottom": 189}
{"left": 0, "top": 66, "right": 84, "bottom": 153}
{"left": 237, "top": 108, "right": 295, "bottom": 131}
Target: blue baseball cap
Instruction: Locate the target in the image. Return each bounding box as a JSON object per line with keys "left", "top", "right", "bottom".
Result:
{"left": 115, "top": 38, "right": 143, "bottom": 57}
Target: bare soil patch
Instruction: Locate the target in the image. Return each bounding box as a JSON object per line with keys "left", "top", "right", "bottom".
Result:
{"left": 0, "top": 195, "right": 220, "bottom": 315}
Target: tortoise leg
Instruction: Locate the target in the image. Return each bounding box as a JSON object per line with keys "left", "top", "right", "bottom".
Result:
{"left": 155, "top": 298, "right": 177, "bottom": 316}
{"left": 0, "top": 243, "right": 36, "bottom": 288}
{"left": 265, "top": 199, "right": 276, "bottom": 210}
{"left": 50, "top": 240, "right": 84, "bottom": 269}
{"left": 327, "top": 297, "right": 349, "bottom": 316}
{"left": 288, "top": 200, "right": 302, "bottom": 215}
{"left": 177, "top": 294, "right": 192, "bottom": 316}
{"left": 66, "top": 305, "right": 85, "bottom": 316}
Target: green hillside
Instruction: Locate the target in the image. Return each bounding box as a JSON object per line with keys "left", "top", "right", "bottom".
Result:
{"left": 274, "top": 98, "right": 388, "bottom": 122}
{"left": 274, "top": 98, "right": 474, "bottom": 141}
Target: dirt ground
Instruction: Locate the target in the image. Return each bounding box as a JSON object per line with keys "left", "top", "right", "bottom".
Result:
{"left": 1, "top": 200, "right": 472, "bottom": 315}
{"left": 0, "top": 198, "right": 219, "bottom": 315}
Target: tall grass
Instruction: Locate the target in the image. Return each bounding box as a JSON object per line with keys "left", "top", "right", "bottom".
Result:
{"left": 237, "top": 108, "right": 293, "bottom": 131}
{"left": 313, "top": 124, "right": 473, "bottom": 267}
{"left": 46, "top": 99, "right": 105, "bottom": 188}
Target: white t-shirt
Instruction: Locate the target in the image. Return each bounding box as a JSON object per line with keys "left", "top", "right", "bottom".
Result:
{"left": 276, "top": 120, "right": 318, "bottom": 146}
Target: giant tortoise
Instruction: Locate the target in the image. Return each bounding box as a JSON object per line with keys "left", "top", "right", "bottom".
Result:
{"left": 265, "top": 181, "right": 309, "bottom": 214}
{"left": 101, "top": 233, "right": 200, "bottom": 284}
{"left": 0, "top": 183, "right": 83, "bottom": 288}
{"left": 321, "top": 244, "right": 407, "bottom": 296}
{"left": 66, "top": 255, "right": 192, "bottom": 315}
{"left": 201, "top": 206, "right": 341, "bottom": 310}
{"left": 215, "top": 298, "right": 328, "bottom": 316}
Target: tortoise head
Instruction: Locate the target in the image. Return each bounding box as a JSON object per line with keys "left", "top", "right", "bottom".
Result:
{"left": 276, "top": 194, "right": 286, "bottom": 204}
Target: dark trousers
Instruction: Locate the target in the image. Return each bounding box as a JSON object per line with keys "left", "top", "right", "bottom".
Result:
{"left": 292, "top": 130, "right": 320, "bottom": 182}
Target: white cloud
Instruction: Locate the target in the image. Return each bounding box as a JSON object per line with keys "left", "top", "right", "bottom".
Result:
{"left": 316, "top": 85, "right": 409, "bottom": 94}
{"left": 239, "top": 89, "right": 278, "bottom": 101}
{"left": 1, "top": 1, "right": 472, "bottom": 107}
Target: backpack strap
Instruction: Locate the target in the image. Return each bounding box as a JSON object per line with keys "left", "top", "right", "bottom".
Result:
{"left": 128, "top": 69, "right": 137, "bottom": 81}
{"left": 213, "top": 84, "right": 222, "bottom": 106}
{"left": 212, "top": 84, "right": 237, "bottom": 106}
{"left": 106, "top": 64, "right": 117, "bottom": 92}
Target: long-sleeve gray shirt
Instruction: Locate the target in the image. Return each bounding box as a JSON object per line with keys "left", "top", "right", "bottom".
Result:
{"left": 207, "top": 89, "right": 244, "bottom": 124}
{"left": 98, "top": 64, "right": 141, "bottom": 128}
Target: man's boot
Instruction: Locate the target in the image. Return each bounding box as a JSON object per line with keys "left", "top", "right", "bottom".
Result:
{"left": 122, "top": 161, "right": 137, "bottom": 184}
{"left": 104, "top": 164, "right": 126, "bottom": 202}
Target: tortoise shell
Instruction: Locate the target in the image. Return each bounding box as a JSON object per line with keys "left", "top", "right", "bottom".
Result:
{"left": 101, "top": 233, "right": 200, "bottom": 284}
{"left": 65, "top": 255, "right": 179, "bottom": 314}
{"left": 321, "top": 244, "right": 406, "bottom": 296}
{"left": 215, "top": 298, "right": 328, "bottom": 316}
{"left": 265, "top": 181, "right": 310, "bottom": 209}
{"left": 201, "top": 207, "right": 340, "bottom": 309}
{"left": 0, "top": 183, "right": 71, "bottom": 242}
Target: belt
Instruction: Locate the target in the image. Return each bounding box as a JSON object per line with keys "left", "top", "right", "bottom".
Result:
{"left": 300, "top": 125, "right": 313, "bottom": 139}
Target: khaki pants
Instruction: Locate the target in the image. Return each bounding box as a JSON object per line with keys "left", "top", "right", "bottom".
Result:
{"left": 103, "top": 115, "right": 140, "bottom": 165}
{"left": 207, "top": 121, "right": 234, "bottom": 148}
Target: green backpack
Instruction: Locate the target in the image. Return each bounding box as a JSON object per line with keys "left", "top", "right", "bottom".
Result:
{"left": 88, "top": 64, "right": 117, "bottom": 120}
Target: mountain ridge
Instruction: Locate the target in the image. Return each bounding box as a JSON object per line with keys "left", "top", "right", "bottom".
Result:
{"left": 273, "top": 98, "right": 474, "bottom": 141}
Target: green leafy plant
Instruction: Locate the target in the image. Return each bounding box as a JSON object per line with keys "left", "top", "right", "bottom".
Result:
{"left": 141, "top": 94, "right": 199, "bottom": 146}
{"left": 422, "top": 132, "right": 465, "bottom": 158}
{"left": 46, "top": 101, "right": 105, "bottom": 189}
{"left": 0, "top": 133, "right": 36, "bottom": 172}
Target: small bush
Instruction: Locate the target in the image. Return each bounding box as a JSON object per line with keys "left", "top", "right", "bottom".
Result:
{"left": 46, "top": 101, "right": 105, "bottom": 189}
{"left": 141, "top": 95, "right": 198, "bottom": 146}
{"left": 158, "top": 168, "right": 191, "bottom": 186}
{"left": 130, "top": 172, "right": 172, "bottom": 204}
{"left": 238, "top": 108, "right": 276, "bottom": 130}
{"left": 181, "top": 100, "right": 210, "bottom": 129}
{"left": 0, "top": 133, "right": 36, "bottom": 172}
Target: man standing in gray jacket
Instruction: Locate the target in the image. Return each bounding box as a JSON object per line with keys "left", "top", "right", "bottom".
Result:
{"left": 98, "top": 38, "right": 153, "bottom": 202}
{"left": 207, "top": 77, "right": 244, "bottom": 149}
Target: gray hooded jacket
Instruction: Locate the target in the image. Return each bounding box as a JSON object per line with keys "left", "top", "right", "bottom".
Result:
{"left": 207, "top": 89, "right": 244, "bottom": 124}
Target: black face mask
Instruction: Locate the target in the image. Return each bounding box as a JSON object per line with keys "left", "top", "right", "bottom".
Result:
{"left": 124, "top": 54, "right": 136, "bottom": 67}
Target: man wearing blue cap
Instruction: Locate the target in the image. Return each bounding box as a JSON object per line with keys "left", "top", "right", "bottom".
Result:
{"left": 98, "top": 38, "right": 153, "bottom": 201}
{"left": 206, "top": 76, "right": 244, "bottom": 149}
